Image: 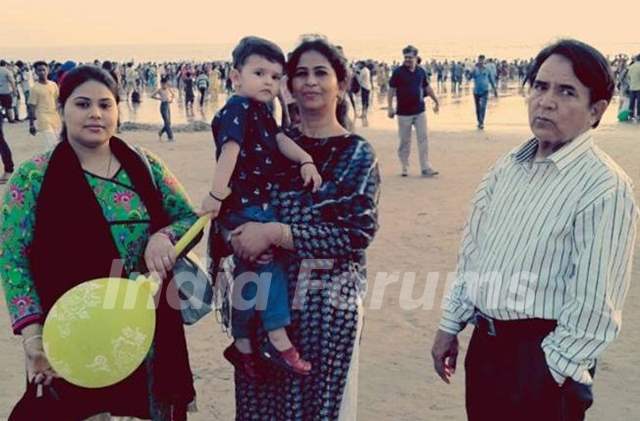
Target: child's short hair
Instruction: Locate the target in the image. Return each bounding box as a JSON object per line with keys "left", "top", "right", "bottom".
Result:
{"left": 402, "top": 45, "right": 418, "bottom": 56}
{"left": 232, "top": 36, "right": 285, "bottom": 70}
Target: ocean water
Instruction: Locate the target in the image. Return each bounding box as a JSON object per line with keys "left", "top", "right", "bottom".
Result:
{"left": 3, "top": 40, "right": 640, "bottom": 63}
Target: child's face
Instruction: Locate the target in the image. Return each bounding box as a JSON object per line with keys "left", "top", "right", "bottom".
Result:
{"left": 232, "top": 55, "right": 283, "bottom": 103}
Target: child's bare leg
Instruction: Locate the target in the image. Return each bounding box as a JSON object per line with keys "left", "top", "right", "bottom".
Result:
{"left": 268, "top": 328, "right": 293, "bottom": 351}
{"left": 234, "top": 337, "right": 252, "bottom": 354}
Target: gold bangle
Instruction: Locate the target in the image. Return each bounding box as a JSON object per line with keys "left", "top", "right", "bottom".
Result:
{"left": 276, "top": 223, "right": 286, "bottom": 248}
{"left": 280, "top": 223, "right": 292, "bottom": 248}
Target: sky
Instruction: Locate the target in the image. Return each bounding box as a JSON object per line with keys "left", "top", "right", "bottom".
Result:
{"left": 1, "top": 0, "right": 638, "bottom": 53}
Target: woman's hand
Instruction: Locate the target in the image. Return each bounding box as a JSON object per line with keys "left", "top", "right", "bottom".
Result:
{"left": 229, "top": 222, "right": 280, "bottom": 262}
{"left": 23, "top": 334, "right": 58, "bottom": 386}
{"left": 144, "top": 231, "right": 177, "bottom": 280}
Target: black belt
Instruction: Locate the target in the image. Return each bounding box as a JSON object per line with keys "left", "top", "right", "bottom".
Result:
{"left": 473, "top": 310, "right": 557, "bottom": 337}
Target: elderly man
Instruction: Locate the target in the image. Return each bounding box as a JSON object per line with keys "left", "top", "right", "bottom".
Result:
{"left": 432, "top": 39, "right": 639, "bottom": 421}
{"left": 387, "top": 45, "right": 440, "bottom": 177}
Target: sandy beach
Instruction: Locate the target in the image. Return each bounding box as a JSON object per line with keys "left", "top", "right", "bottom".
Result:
{"left": 1, "top": 91, "right": 638, "bottom": 420}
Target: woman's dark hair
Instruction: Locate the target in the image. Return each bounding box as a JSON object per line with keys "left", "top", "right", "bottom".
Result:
{"left": 59, "top": 65, "right": 120, "bottom": 108}
{"left": 58, "top": 65, "right": 120, "bottom": 139}
{"left": 286, "top": 37, "right": 352, "bottom": 129}
{"left": 524, "top": 39, "right": 614, "bottom": 128}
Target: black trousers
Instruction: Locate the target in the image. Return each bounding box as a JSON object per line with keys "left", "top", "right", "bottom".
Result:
{"left": 465, "top": 319, "right": 594, "bottom": 421}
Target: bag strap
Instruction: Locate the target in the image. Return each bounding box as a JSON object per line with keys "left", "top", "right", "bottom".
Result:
{"left": 131, "top": 145, "right": 205, "bottom": 258}
{"left": 132, "top": 145, "right": 158, "bottom": 189}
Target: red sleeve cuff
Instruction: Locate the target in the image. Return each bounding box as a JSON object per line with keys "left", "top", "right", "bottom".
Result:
{"left": 13, "top": 314, "right": 43, "bottom": 335}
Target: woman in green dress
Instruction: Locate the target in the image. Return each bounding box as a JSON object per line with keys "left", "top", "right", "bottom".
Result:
{"left": 0, "top": 65, "right": 198, "bottom": 420}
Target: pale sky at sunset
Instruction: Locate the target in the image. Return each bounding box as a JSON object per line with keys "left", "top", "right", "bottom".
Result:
{"left": 1, "top": 0, "right": 638, "bottom": 50}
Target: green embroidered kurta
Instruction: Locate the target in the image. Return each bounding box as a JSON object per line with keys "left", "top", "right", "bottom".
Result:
{"left": 0, "top": 147, "right": 197, "bottom": 334}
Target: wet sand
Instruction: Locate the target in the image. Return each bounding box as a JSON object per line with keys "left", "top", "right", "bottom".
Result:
{"left": 0, "top": 89, "right": 638, "bottom": 420}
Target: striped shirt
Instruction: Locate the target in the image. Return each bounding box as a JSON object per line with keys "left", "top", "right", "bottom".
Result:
{"left": 440, "top": 130, "right": 639, "bottom": 385}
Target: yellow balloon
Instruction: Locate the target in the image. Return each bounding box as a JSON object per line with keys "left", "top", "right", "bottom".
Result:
{"left": 43, "top": 276, "right": 157, "bottom": 389}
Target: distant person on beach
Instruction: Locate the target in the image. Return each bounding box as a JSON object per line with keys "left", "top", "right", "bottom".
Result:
{"left": 387, "top": 45, "right": 440, "bottom": 177}
{"left": 209, "top": 65, "right": 221, "bottom": 102}
{"left": 27, "top": 61, "right": 62, "bottom": 150}
{"left": 9, "top": 62, "right": 23, "bottom": 121}
{"left": 432, "top": 39, "right": 639, "bottom": 421}
{"left": 16, "top": 60, "right": 32, "bottom": 104}
{"left": 451, "top": 61, "right": 463, "bottom": 94}
{"left": 470, "top": 54, "right": 498, "bottom": 129}
{"left": 356, "top": 61, "right": 371, "bottom": 127}
{"left": 196, "top": 70, "right": 210, "bottom": 108}
{"left": 0, "top": 60, "right": 16, "bottom": 123}
{"left": 124, "top": 62, "right": 137, "bottom": 99}
{"left": 151, "top": 77, "right": 176, "bottom": 142}
{"left": 0, "top": 99, "right": 14, "bottom": 184}
{"left": 200, "top": 36, "right": 322, "bottom": 378}
{"left": 626, "top": 54, "right": 640, "bottom": 121}
{"left": 102, "top": 61, "right": 122, "bottom": 132}
{"left": 183, "top": 71, "right": 195, "bottom": 114}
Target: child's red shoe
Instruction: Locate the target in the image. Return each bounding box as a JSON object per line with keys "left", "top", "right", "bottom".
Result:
{"left": 223, "top": 344, "right": 261, "bottom": 381}
{"left": 259, "top": 341, "right": 311, "bottom": 376}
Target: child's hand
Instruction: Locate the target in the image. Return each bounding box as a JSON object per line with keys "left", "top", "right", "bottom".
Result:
{"left": 300, "top": 162, "right": 322, "bottom": 193}
{"left": 199, "top": 194, "right": 222, "bottom": 219}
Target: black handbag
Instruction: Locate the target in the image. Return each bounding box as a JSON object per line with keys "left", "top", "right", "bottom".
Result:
{"left": 172, "top": 251, "right": 214, "bottom": 325}
{"left": 135, "top": 146, "right": 214, "bottom": 325}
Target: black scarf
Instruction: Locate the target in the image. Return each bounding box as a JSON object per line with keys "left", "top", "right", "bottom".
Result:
{"left": 26, "top": 137, "right": 194, "bottom": 419}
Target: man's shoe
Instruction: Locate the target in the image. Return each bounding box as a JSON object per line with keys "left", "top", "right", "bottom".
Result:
{"left": 401, "top": 167, "right": 408, "bottom": 177}
{"left": 421, "top": 169, "right": 439, "bottom": 177}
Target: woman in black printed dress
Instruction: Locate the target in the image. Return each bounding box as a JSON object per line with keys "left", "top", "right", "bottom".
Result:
{"left": 222, "top": 37, "right": 380, "bottom": 420}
